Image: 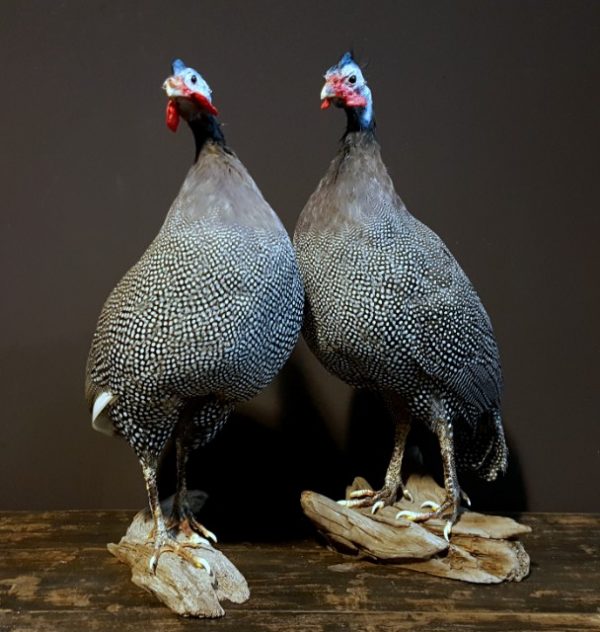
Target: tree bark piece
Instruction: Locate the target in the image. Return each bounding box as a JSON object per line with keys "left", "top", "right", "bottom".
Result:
{"left": 107, "top": 491, "right": 249, "bottom": 617}
{"left": 301, "top": 474, "right": 531, "bottom": 584}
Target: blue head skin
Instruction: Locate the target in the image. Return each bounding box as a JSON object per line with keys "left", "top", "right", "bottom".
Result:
{"left": 162, "top": 58, "right": 218, "bottom": 132}
{"left": 320, "top": 52, "right": 374, "bottom": 131}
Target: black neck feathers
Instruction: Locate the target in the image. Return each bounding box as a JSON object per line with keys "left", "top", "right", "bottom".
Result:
{"left": 188, "top": 114, "right": 226, "bottom": 160}
{"left": 344, "top": 106, "right": 376, "bottom": 136}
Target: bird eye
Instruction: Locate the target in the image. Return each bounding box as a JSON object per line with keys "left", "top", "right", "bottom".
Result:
{"left": 348, "top": 75, "right": 357, "bottom": 84}
{"left": 191, "top": 75, "right": 197, "bottom": 84}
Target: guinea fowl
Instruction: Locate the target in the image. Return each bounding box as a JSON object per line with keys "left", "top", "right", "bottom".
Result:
{"left": 294, "top": 52, "right": 507, "bottom": 538}
{"left": 86, "top": 59, "right": 303, "bottom": 570}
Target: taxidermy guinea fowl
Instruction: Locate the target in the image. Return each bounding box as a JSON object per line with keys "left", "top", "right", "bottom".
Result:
{"left": 85, "top": 58, "right": 303, "bottom": 570}
{"left": 294, "top": 52, "right": 507, "bottom": 539}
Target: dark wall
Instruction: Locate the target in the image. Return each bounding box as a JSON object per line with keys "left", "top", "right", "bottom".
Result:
{"left": 1, "top": 1, "right": 598, "bottom": 519}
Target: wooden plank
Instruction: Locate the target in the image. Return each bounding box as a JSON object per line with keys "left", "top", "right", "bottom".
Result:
{"left": 0, "top": 511, "right": 133, "bottom": 549}
{"left": 1, "top": 610, "right": 599, "bottom": 632}
{"left": 0, "top": 543, "right": 598, "bottom": 615}
{"left": 0, "top": 511, "right": 598, "bottom": 630}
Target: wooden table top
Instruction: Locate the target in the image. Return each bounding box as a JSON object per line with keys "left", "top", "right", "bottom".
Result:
{"left": 0, "top": 511, "right": 599, "bottom": 631}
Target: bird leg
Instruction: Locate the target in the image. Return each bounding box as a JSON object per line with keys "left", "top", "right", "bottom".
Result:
{"left": 396, "top": 420, "right": 462, "bottom": 540}
{"left": 168, "top": 437, "right": 217, "bottom": 544}
{"left": 141, "top": 457, "right": 212, "bottom": 574}
{"left": 339, "top": 417, "right": 413, "bottom": 514}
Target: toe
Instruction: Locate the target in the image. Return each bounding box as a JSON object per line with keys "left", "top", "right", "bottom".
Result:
{"left": 395, "top": 509, "right": 419, "bottom": 522}
{"left": 349, "top": 488, "right": 375, "bottom": 499}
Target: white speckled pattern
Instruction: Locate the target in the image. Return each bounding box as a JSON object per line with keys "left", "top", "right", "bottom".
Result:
{"left": 294, "top": 129, "right": 507, "bottom": 481}
{"left": 86, "top": 140, "right": 303, "bottom": 459}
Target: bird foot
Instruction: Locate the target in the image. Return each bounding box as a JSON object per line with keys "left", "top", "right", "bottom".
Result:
{"left": 337, "top": 484, "right": 412, "bottom": 514}
{"left": 396, "top": 495, "right": 460, "bottom": 541}
{"left": 177, "top": 516, "right": 218, "bottom": 545}
{"left": 168, "top": 503, "right": 218, "bottom": 545}
{"left": 147, "top": 530, "right": 213, "bottom": 576}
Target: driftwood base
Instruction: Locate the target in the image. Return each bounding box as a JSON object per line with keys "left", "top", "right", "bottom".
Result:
{"left": 108, "top": 491, "right": 249, "bottom": 617}
{"left": 301, "top": 474, "right": 531, "bottom": 584}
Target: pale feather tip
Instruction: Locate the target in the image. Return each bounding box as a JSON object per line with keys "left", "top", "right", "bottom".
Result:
{"left": 91, "top": 391, "right": 116, "bottom": 435}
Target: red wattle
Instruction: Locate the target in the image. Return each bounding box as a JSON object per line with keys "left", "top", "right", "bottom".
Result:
{"left": 166, "top": 100, "right": 180, "bottom": 132}
{"left": 321, "top": 99, "right": 331, "bottom": 110}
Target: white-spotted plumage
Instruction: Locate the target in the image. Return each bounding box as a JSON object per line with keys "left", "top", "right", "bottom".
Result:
{"left": 85, "top": 60, "right": 303, "bottom": 571}
{"left": 295, "top": 53, "right": 507, "bottom": 531}
{"left": 86, "top": 140, "right": 303, "bottom": 458}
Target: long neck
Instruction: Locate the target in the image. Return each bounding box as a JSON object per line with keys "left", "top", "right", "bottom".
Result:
{"left": 344, "top": 97, "right": 374, "bottom": 135}
{"left": 331, "top": 129, "right": 400, "bottom": 221}
{"left": 188, "top": 113, "right": 226, "bottom": 160}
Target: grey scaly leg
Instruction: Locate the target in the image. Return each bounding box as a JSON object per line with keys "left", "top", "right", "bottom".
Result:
{"left": 140, "top": 455, "right": 211, "bottom": 574}
{"left": 396, "top": 420, "right": 462, "bottom": 540}
{"left": 340, "top": 416, "right": 412, "bottom": 513}
{"left": 169, "top": 436, "right": 217, "bottom": 544}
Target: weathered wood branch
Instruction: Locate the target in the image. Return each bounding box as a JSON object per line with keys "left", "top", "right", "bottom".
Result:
{"left": 301, "top": 474, "right": 531, "bottom": 583}
{"left": 108, "top": 491, "right": 249, "bottom": 617}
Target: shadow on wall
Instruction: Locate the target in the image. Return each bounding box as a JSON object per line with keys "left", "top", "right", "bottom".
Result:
{"left": 159, "top": 357, "right": 527, "bottom": 541}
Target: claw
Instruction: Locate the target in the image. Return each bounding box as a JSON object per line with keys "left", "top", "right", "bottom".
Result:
{"left": 443, "top": 520, "right": 452, "bottom": 541}
{"left": 395, "top": 509, "right": 419, "bottom": 522}
{"left": 197, "top": 557, "right": 212, "bottom": 575}
{"left": 371, "top": 500, "right": 385, "bottom": 514}
{"left": 203, "top": 528, "right": 218, "bottom": 544}
{"left": 148, "top": 552, "right": 159, "bottom": 574}
{"left": 402, "top": 489, "right": 414, "bottom": 503}
{"left": 337, "top": 499, "right": 351, "bottom": 506}
{"left": 461, "top": 490, "right": 472, "bottom": 507}
{"left": 421, "top": 500, "right": 440, "bottom": 511}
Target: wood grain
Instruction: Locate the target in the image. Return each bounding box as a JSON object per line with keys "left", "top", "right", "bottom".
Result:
{"left": 0, "top": 511, "right": 599, "bottom": 630}
{"left": 107, "top": 501, "right": 249, "bottom": 617}
{"left": 301, "top": 475, "right": 532, "bottom": 583}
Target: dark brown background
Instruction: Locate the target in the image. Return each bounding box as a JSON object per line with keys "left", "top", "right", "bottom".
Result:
{"left": 1, "top": 1, "right": 598, "bottom": 527}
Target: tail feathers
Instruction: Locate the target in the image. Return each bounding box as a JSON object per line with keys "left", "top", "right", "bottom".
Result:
{"left": 455, "top": 409, "right": 508, "bottom": 481}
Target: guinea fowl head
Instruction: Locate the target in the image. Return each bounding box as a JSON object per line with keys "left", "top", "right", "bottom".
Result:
{"left": 320, "top": 52, "right": 373, "bottom": 132}
{"left": 162, "top": 58, "right": 218, "bottom": 133}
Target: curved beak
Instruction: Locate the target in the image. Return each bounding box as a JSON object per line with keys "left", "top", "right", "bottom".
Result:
{"left": 320, "top": 80, "right": 336, "bottom": 109}
{"left": 162, "top": 75, "right": 185, "bottom": 98}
